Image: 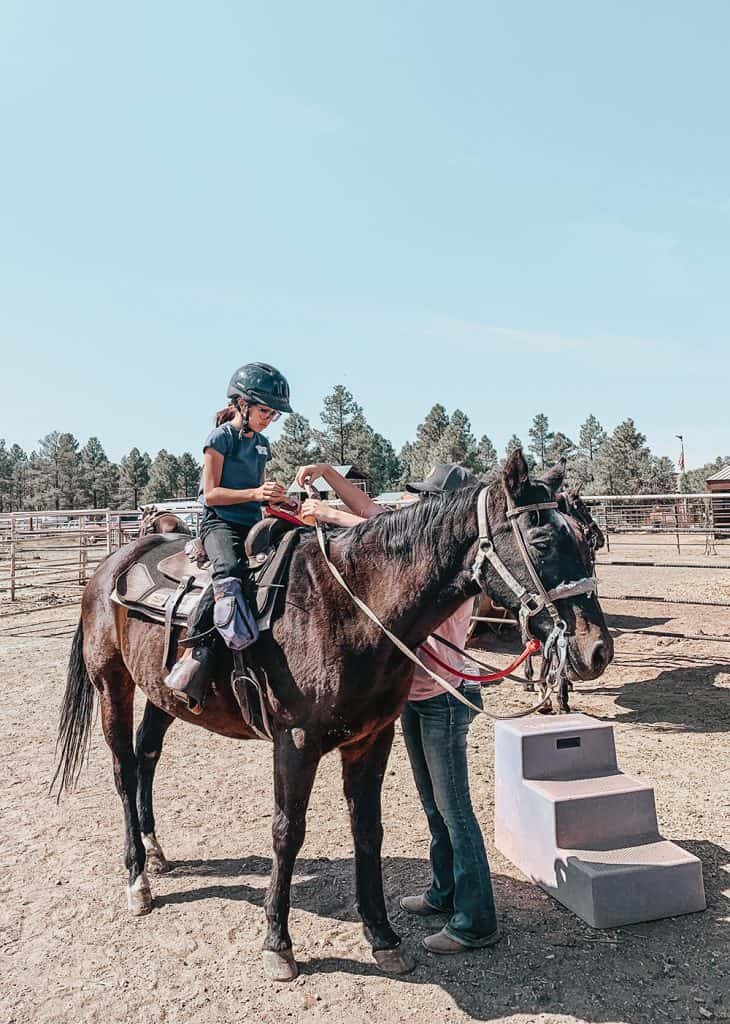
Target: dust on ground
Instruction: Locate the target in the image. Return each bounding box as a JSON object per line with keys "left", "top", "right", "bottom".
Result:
{"left": 1, "top": 543, "right": 729, "bottom": 1024}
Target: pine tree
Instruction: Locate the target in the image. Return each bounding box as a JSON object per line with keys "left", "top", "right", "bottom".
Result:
{"left": 314, "top": 386, "right": 372, "bottom": 469}
{"left": 411, "top": 404, "right": 450, "bottom": 477}
{"left": 431, "top": 409, "right": 478, "bottom": 469}
{"left": 143, "top": 450, "right": 181, "bottom": 503}
{"left": 79, "top": 437, "right": 110, "bottom": 507}
{"left": 592, "top": 419, "right": 655, "bottom": 494}
{"left": 268, "top": 413, "right": 320, "bottom": 484}
{"left": 397, "top": 442, "right": 417, "bottom": 487}
{"left": 528, "top": 414, "right": 553, "bottom": 469}
{"left": 120, "top": 448, "right": 151, "bottom": 507}
{"left": 578, "top": 415, "right": 607, "bottom": 462}
{"left": 104, "top": 461, "right": 121, "bottom": 508}
{"left": 475, "top": 435, "right": 498, "bottom": 477}
{"left": 178, "top": 452, "right": 202, "bottom": 496}
{"left": 36, "top": 431, "right": 81, "bottom": 509}
{"left": 0, "top": 441, "right": 12, "bottom": 512}
{"left": 9, "top": 445, "right": 28, "bottom": 510}
{"left": 647, "top": 456, "right": 676, "bottom": 493}
{"left": 367, "top": 432, "right": 401, "bottom": 494}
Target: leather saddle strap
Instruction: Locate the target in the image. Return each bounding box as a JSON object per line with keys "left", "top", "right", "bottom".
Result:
{"left": 162, "top": 575, "right": 195, "bottom": 670}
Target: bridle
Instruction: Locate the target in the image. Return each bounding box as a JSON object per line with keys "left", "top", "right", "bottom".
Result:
{"left": 307, "top": 482, "right": 597, "bottom": 719}
{"left": 471, "top": 486, "right": 597, "bottom": 700}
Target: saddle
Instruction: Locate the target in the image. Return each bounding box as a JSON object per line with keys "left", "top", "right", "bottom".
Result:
{"left": 112, "top": 516, "right": 303, "bottom": 664}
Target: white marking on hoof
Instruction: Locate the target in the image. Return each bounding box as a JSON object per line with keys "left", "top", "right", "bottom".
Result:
{"left": 142, "top": 833, "right": 171, "bottom": 874}
{"left": 373, "top": 946, "right": 415, "bottom": 975}
{"left": 127, "top": 871, "right": 152, "bottom": 916}
{"left": 262, "top": 948, "right": 298, "bottom": 981}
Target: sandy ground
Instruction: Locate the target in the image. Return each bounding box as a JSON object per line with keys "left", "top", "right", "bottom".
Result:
{"left": 1, "top": 544, "right": 729, "bottom": 1024}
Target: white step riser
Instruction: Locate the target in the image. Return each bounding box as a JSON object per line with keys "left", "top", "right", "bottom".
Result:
{"left": 494, "top": 714, "right": 706, "bottom": 928}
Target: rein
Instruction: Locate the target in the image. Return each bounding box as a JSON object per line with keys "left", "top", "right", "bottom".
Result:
{"left": 305, "top": 482, "right": 593, "bottom": 720}
{"left": 422, "top": 635, "right": 541, "bottom": 683}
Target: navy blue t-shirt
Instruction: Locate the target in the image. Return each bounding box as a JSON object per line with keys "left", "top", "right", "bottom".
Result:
{"left": 198, "top": 422, "right": 271, "bottom": 526}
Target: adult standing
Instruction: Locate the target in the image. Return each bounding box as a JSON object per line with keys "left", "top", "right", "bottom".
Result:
{"left": 294, "top": 462, "right": 500, "bottom": 954}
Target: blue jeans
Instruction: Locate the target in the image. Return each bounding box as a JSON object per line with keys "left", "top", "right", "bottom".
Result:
{"left": 400, "top": 687, "right": 498, "bottom": 946}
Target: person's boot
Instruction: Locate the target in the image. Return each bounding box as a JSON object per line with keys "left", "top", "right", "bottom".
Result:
{"left": 165, "top": 642, "right": 215, "bottom": 714}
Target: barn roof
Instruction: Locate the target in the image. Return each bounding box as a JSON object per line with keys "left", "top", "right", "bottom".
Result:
{"left": 707, "top": 465, "right": 730, "bottom": 482}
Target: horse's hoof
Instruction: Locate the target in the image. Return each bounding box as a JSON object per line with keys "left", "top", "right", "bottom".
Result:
{"left": 146, "top": 851, "right": 171, "bottom": 875}
{"left": 262, "top": 949, "right": 298, "bottom": 982}
{"left": 373, "top": 947, "right": 415, "bottom": 975}
{"left": 142, "top": 834, "right": 171, "bottom": 874}
{"left": 537, "top": 702, "right": 554, "bottom": 715}
{"left": 127, "top": 872, "right": 152, "bottom": 916}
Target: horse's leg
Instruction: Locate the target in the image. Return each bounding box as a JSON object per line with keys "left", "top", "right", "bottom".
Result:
{"left": 135, "top": 700, "right": 175, "bottom": 874}
{"left": 98, "top": 670, "right": 152, "bottom": 915}
{"left": 262, "top": 728, "right": 320, "bottom": 982}
{"left": 341, "top": 725, "right": 413, "bottom": 975}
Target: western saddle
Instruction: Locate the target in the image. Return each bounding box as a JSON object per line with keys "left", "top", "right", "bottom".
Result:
{"left": 112, "top": 515, "right": 305, "bottom": 673}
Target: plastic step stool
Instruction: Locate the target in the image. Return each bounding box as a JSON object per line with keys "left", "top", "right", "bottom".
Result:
{"left": 494, "top": 714, "right": 705, "bottom": 928}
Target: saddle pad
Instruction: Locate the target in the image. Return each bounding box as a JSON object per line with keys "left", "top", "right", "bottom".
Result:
{"left": 112, "top": 529, "right": 302, "bottom": 633}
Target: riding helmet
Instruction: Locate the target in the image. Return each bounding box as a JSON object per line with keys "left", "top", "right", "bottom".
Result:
{"left": 227, "top": 363, "right": 293, "bottom": 413}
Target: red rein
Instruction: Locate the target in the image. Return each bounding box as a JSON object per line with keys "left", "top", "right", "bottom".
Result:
{"left": 423, "top": 637, "right": 541, "bottom": 684}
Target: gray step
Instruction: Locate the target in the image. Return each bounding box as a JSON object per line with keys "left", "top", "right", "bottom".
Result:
{"left": 527, "top": 772, "right": 658, "bottom": 848}
{"left": 494, "top": 713, "right": 705, "bottom": 928}
{"left": 547, "top": 839, "right": 706, "bottom": 928}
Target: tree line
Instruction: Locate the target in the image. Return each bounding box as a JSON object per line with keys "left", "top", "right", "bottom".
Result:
{"left": 1, "top": 386, "right": 728, "bottom": 511}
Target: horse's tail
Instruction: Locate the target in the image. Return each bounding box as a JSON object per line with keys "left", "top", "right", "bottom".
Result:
{"left": 50, "top": 617, "right": 96, "bottom": 799}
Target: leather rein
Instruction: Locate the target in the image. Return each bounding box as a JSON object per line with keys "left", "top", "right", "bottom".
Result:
{"left": 307, "top": 483, "right": 596, "bottom": 720}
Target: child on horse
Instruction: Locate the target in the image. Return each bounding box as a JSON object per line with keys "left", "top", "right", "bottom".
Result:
{"left": 165, "top": 362, "right": 292, "bottom": 711}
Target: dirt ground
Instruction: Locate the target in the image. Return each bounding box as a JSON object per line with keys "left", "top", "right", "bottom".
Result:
{"left": 1, "top": 543, "right": 729, "bottom": 1024}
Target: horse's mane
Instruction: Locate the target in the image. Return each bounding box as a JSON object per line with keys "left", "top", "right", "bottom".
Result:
{"left": 336, "top": 482, "right": 486, "bottom": 569}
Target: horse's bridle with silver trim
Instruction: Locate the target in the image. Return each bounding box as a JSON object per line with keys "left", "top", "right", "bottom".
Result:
{"left": 471, "top": 486, "right": 598, "bottom": 692}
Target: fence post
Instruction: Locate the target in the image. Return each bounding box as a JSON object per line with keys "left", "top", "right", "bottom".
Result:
{"left": 10, "top": 514, "right": 16, "bottom": 601}
{"left": 673, "top": 499, "right": 681, "bottom": 556}
{"left": 106, "top": 509, "right": 112, "bottom": 555}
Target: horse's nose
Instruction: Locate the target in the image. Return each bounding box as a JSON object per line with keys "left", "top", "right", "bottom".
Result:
{"left": 590, "top": 639, "right": 611, "bottom": 673}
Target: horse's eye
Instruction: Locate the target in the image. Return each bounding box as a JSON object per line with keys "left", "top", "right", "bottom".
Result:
{"left": 528, "top": 529, "right": 552, "bottom": 553}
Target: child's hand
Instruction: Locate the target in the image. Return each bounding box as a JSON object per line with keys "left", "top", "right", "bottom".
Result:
{"left": 258, "top": 481, "right": 288, "bottom": 504}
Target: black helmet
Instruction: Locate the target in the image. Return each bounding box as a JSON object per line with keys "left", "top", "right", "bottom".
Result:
{"left": 227, "top": 363, "right": 293, "bottom": 413}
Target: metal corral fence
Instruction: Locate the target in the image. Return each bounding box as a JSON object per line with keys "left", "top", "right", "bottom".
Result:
{"left": 582, "top": 492, "right": 730, "bottom": 555}
{"left": 0, "top": 503, "right": 204, "bottom": 601}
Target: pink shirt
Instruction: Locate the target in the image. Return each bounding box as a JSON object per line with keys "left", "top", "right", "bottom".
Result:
{"left": 409, "top": 600, "right": 473, "bottom": 702}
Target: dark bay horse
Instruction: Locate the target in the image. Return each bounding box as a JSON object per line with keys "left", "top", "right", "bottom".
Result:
{"left": 54, "top": 451, "right": 613, "bottom": 980}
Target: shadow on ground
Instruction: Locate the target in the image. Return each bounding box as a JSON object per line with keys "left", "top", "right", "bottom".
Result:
{"left": 156, "top": 845, "right": 729, "bottom": 1023}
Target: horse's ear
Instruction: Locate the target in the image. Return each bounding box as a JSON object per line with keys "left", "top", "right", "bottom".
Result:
{"left": 502, "top": 449, "right": 530, "bottom": 501}
{"left": 541, "top": 457, "right": 566, "bottom": 496}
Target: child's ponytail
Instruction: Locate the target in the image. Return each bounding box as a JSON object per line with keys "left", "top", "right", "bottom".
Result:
{"left": 214, "top": 396, "right": 250, "bottom": 436}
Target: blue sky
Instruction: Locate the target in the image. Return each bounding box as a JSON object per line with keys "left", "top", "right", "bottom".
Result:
{"left": 2, "top": 1, "right": 728, "bottom": 468}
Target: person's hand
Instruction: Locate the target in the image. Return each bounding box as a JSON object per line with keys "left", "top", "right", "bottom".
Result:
{"left": 257, "top": 481, "right": 288, "bottom": 504}
{"left": 295, "top": 463, "right": 331, "bottom": 488}
{"left": 300, "top": 498, "right": 334, "bottom": 523}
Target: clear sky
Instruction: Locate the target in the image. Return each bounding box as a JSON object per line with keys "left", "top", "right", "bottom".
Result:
{"left": 2, "top": 1, "right": 728, "bottom": 469}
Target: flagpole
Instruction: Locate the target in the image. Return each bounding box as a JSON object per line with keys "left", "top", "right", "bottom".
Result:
{"left": 675, "top": 434, "right": 685, "bottom": 473}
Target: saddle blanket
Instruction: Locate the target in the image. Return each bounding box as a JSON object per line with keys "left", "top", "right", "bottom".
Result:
{"left": 112, "top": 528, "right": 300, "bottom": 634}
